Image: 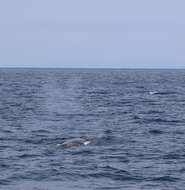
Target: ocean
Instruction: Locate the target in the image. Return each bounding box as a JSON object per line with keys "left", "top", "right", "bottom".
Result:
{"left": 0, "top": 68, "right": 185, "bottom": 190}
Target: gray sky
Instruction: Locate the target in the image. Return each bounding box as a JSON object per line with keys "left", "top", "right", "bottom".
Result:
{"left": 0, "top": 0, "right": 184, "bottom": 68}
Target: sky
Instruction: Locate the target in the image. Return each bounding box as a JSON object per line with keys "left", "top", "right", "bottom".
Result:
{"left": 0, "top": 0, "right": 184, "bottom": 68}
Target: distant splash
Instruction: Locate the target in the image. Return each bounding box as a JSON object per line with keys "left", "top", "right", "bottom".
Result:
{"left": 149, "top": 90, "right": 176, "bottom": 95}
{"left": 149, "top": 91, "right": 158, "bottom": 95}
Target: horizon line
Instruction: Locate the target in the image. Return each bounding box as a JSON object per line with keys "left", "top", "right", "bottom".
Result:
{"left": 0, "top": 67, "right": 185, "bottom": 70}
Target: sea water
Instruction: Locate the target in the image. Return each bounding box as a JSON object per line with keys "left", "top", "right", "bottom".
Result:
{"left": 0, "top": 69, "right": 185, "bottom": 190}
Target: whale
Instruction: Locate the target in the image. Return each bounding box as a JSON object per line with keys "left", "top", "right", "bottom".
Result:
{"left": 57, "top": 130, "right": 113, "bottom": 148}
{"left": 57, "top": 137, "right": 92, "bottom": 148}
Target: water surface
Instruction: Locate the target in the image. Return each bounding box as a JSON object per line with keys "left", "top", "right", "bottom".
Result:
{"left": 0, "top": 69, "right": 185, "bottom": 190}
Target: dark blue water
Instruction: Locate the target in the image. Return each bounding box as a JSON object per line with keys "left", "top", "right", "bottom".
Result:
{"left": 1, "top": 69, "right": 185, "bottom": 190}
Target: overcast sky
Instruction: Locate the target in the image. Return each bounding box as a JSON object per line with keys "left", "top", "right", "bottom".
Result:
{"left": 0, "top": 0, "right": 184, "bottom": 68}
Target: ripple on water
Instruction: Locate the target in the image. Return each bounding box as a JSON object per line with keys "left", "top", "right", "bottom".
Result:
{"left": 151, "top": 176, "right": 180, "bottom": 182}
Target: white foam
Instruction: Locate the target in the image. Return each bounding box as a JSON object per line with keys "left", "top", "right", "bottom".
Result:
{"left": 149, "top": 91, "right": 158, "bottom": 95}
{"left": 83, "top": 141, "right": 91, "bottom": 146}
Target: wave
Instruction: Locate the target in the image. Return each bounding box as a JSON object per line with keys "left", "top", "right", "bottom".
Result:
{"left": 162, "top": 153, "right": 185, "bottom": 160}
{"left": 17, "top": 154, "right": 39, "bottom": 159}
{"left": 149, "top": 129, "right": 164, "bottom": 135}
{"left": 142, "top": 118, "right": 184, "bottom": 124}
{"left": 88, "top": 172, "right": 137, "bottom": 182}
{"left": 151, "top": 176, "right": 180, "bottom": 182}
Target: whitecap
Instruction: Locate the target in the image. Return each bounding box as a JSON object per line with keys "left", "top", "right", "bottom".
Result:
{"left": 149, "top": 91, "right": 158, "bottom": 95}
{"left": 83, "top": 141, "right": 91, "bottom": 146}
